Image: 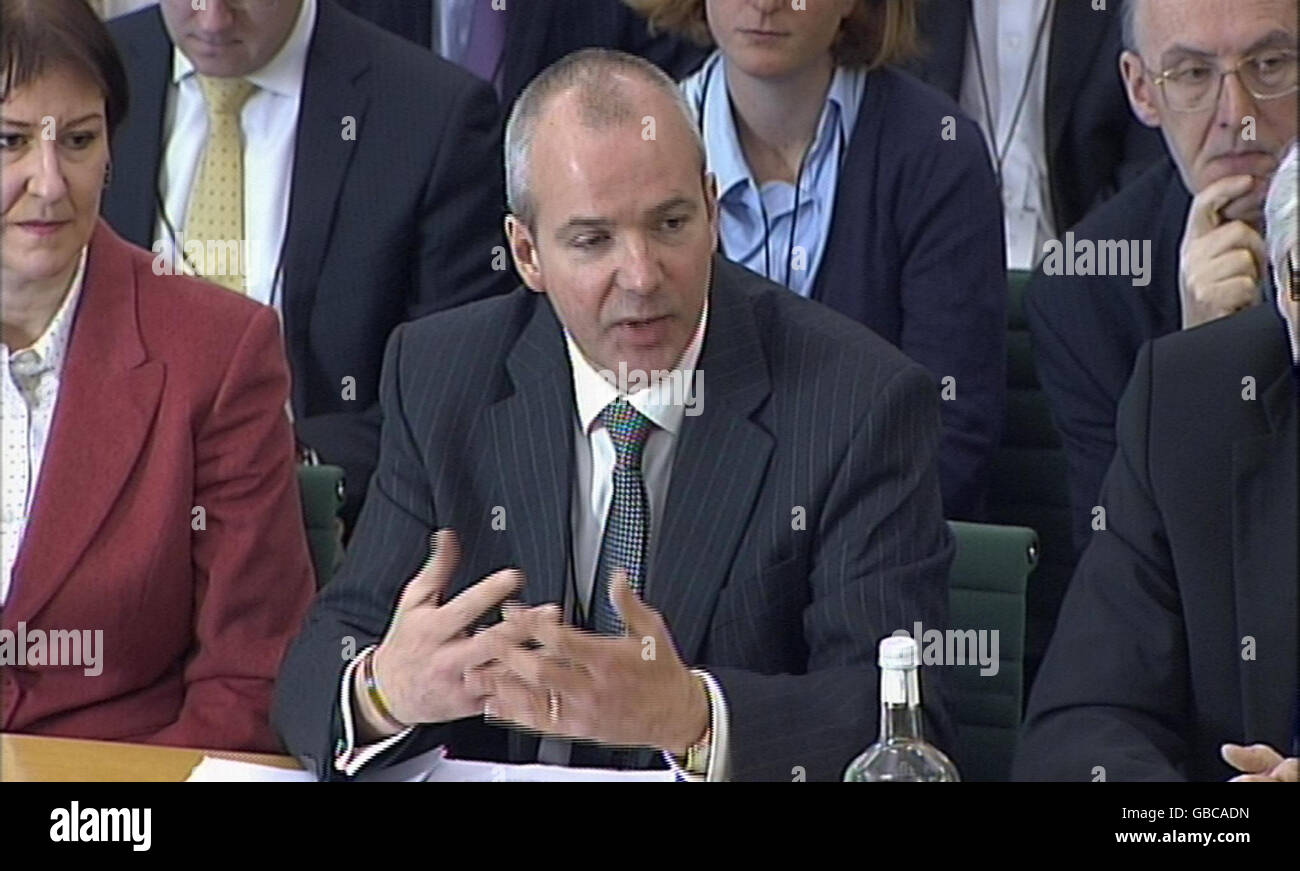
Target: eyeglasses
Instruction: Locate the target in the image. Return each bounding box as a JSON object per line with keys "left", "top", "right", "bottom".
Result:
{"left": 1145, "top": 50, "right": 1299, "bottom": 112}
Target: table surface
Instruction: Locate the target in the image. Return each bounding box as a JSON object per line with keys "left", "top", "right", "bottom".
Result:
{"left": 1, "top": 733, "right": 302, "bottom": 782}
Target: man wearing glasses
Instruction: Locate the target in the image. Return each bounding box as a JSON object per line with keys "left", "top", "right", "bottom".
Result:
{"left": 1023, "top": 0, "right": 1297, "bottom": 557}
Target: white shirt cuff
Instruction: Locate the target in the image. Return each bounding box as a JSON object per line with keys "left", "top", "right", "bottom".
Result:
{"left": 662, "top": 668, "right": 730, "bottom": 782}
{"left": 333, "top": 645, "right": 414, "bottom": 777}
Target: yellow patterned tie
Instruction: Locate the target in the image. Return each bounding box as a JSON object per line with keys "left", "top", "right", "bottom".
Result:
{"left": 185, "top": 76, "right": 256, "bottom": 293}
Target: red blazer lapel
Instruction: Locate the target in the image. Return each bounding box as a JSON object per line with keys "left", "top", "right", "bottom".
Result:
{"left": 5, "top": 222, "right": 165, "bottom": 628}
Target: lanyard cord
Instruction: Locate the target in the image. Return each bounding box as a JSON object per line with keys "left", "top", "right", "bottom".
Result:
{"left": 969, "top": 0, "right": 1054, "bottom": 190}
{"left": 698, "top": 55, "right": 849, "bottom": 291}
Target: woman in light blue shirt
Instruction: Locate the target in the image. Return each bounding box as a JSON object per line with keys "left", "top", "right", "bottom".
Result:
{"left": 628, "top": 0, "right": 1007, "bottom": 520}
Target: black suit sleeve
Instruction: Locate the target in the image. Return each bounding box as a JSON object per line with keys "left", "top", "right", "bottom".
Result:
{"left": 296, "top": 75, "right": 511, "bottom": 529}
{"left": 707, "top": 364, "right": 956, "bottom": 781}
{"left": 1024, "top": 273, "right": 1121, "bottom": 555}
{"left": 274, "top": 324, "right": 458, "bottom": 779}
{"left": 1012, "top": 342, "right": 1190, "bottom": 781}
{"left": 895, "top": 117, "right": 1007, "bottom": 520}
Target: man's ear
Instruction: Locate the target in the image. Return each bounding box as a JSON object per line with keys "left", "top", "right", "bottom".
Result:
{"left": 505, "top": 214, "right": 544, "bottom": 293}
{"left": 1119, "top": 50, "right": 1162, "bottom": 129}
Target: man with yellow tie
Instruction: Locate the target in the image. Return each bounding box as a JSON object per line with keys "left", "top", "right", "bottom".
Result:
{"left": 101, "top": 0, "right": 516, "bottom": 528}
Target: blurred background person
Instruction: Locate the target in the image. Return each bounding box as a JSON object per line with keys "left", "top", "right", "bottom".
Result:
{"left": 912, "top": 0, "right": 1165, "bottom": 270}
{"left": 628, "top": 0, "right": 1006, "bottom": 521}
{"left": 1025, "top": 0, "right": 1297, "bottom": 555}
{"left": 1, "top": 0, "right": 313, "bottom": 752}
{"left": 100, "top": 0, "right": 516, "bottom": 531}
{"left": 1014, "top": 140, "right": 1298, "bottom": 782}
{"left": 333, "top": 0, "right": 709, "bottom": 105}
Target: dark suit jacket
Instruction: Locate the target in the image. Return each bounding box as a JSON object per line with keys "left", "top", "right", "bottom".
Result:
{"left": 911, "top": 0, "right": 1165, "bottom": 233}
{"left": 804, "top": 66, "right": 1007, "bottom": 521}
{"left": 334, "top": 0, "right": 708, "bottom": 106}
{"left": 0, "top": 222, "right": 315, "bottom": 753}
{"left": 102, "top": 1, "right": 516, "bottom": 526}
{"left": 1025, "top": 157, "right": 1189, "bottom": 554}
{"left": 273, "top": 256, "right": 957, "bottom": 781}
{"left": 1013, "top": 304, "right": 1298, "bottom": 781}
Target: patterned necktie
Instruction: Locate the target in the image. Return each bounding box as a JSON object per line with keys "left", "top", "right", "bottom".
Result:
{"left": 185, "top": 76, "right": 256, "bottom": 293}
{"left": 588, "top": 399, "right": 654, "bottom": 636}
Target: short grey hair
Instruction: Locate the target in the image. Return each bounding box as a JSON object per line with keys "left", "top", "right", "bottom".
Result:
{"left": 1265, "top": 140, "right": 1298, "bottom": 277}
{"left": 503, "top": 48, "right": 706, "bottom": 229}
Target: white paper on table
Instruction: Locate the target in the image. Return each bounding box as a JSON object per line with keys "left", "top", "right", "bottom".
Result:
{"left": 186, "top": 757, "right": 316, "bottom": 782}
{"left": 422, "top": 747, "right": 676, "bottom": 782}
{"left": 186, "top": 745, "right": 676, "bottom": 782}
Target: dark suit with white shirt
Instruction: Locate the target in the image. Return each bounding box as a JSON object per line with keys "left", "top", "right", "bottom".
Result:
{"left": 101, "top": 1, "right": 515, "bottom": 527}
{"left": 911, "top": 0, "right": 1165, "bottom": 234}
{"left": 273, "top": 256, "right": 957, "bottom": 781}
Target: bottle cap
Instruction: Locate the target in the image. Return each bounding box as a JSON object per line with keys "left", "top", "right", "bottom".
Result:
{"left": 879, "top": 635, "right": 918, "bottom": 670}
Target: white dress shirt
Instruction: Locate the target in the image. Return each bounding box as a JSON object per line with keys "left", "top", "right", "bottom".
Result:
{"left": 960, "top": 0, "right": 1056, "bottom": 270}
{"left": 154, "top": 0, "right": 317, "bottom": 309}
{"left": 1, "top": 249, "right": 88, "bottom": 605}
{"left": 336, "top": 302, "right": 731, "bottom": 780}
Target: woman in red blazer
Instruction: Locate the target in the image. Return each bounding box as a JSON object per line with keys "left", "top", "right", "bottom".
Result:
{"left": 0, "top": 0, "right": 314, "bottom": 753}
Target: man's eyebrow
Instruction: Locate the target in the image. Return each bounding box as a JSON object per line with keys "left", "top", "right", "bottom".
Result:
{"left": 553, "top": 216, "right": 611, "bottom": 241}
{"left": 1163, "top": 31, "right": 1298, "bottom": 61}
{"left": 0, "top": 113, "right": 104, "bottom": 128}
{"left": 647, "top": 196, "right": 696, "bottom": 217}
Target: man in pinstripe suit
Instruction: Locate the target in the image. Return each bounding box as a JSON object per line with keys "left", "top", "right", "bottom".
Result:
{"left": 274, "top": 50, "right": 955, "bottom": 782}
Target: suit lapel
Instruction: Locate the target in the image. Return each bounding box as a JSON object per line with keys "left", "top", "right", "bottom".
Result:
{"left": 1045, "top": 0, "right": 1110, "bottom": 162}
{"left": 480, "top": 295, "right": 574, "bottom": 611}
{"left": 281, "top": 0, "right": 369, "bottom": 407}
{"left": 913, "top": 0, "right": 970, "bottom": 99}
{"left": 647, "top": 258, "right": 774, "bottom": 665}
{"left": 1231, "top": 363, "right": 1299, "bottom": 746}
{"left": 5, "top": 224, "right": 165, "bottom": 627}
{"left": 103, "top": 6, "right": 171, "bottom": 248}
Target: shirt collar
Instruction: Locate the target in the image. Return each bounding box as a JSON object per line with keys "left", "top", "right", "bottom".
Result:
{"left": 699, "top": 52, "right": 860, "bottom": 202}
{"left": 3, "top": 245, "right": 88, "bottom": 374}
{"left": 565, "top": 299, "right": 709, "bottom": 439}
{"left": 172, "top": 0, "right": 317, "bottom": 98}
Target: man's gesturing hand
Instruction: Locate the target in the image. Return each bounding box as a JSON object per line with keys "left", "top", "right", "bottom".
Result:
{"left": 1178, "top": 174, "right": 1268, "bottom": 330}
{"left": 352, "top": 529, "right": 534, "bottom": 740}
{"left": 1222, "top": 743, "right": 1299, "bottom": 782}
{"left": 468, "top": 570, "right": 711, "bottom": 756}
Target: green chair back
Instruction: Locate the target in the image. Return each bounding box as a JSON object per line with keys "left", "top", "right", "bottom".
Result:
{"left": 946, "top": 520, "right": 1038, "bottom": 782}
{"left": 986, "top": 269, "right": 1075, "bottom": 703}
{"left": 296, "top": 464, "right": 345, "bottom": 588}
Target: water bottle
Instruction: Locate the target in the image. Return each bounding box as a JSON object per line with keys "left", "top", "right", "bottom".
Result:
{"left": 843, "top": 635, "right": 960, "bottom": 781}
